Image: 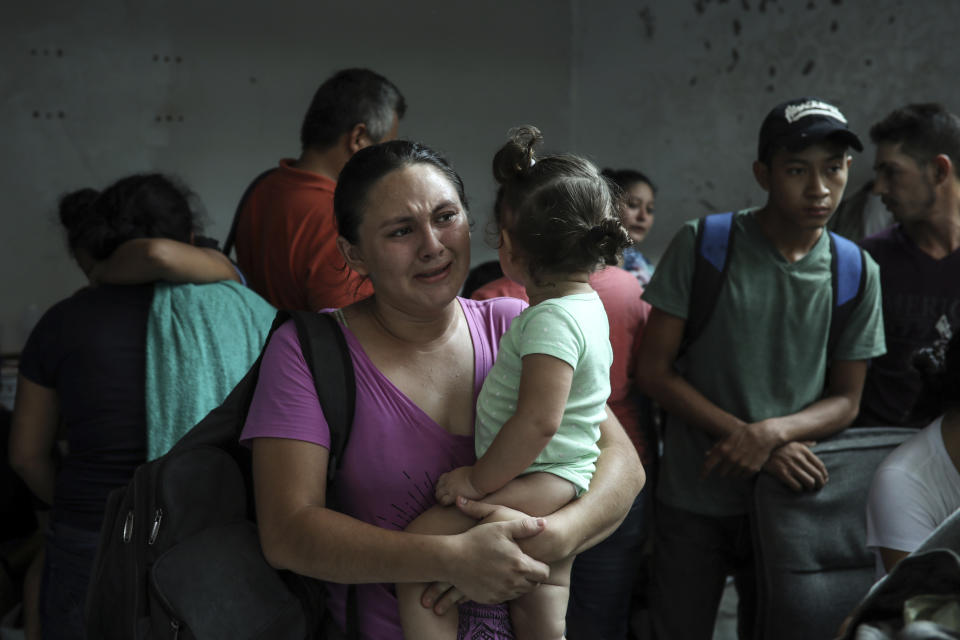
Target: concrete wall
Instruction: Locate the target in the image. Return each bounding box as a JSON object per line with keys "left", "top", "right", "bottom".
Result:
{"left": 573, "top": 0, "right": 960, "bottom": 258}
{"left": 1, "top": 0, "right": 573, "bottom": 352}
{"left": 3, "top": 0, "right": 959, "bottom": 353}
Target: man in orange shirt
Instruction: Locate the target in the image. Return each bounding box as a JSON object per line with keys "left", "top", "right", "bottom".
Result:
{"left": 234, "top": 68, "right": 406, "bottom": 310}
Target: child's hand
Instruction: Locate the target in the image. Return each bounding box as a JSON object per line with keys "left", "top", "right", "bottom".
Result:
{"left": 435, "top": 466, "right": 485, "bottom": 506}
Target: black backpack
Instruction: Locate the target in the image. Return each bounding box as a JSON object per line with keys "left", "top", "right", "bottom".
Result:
{"left": 85, "top": 310, "right": 355, "bottom": 639}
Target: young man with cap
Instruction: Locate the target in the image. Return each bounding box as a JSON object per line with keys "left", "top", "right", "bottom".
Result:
{"left": 858, "top": 103, "right": 960, "bottom": 429}
{"left": 636, "top": 97, "right": 886, "bottom": 639}
{"left": 233, "top": 68, "right": 405, "bottom": 311}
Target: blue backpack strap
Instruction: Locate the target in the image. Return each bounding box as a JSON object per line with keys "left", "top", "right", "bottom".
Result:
{"left": 827, "top": 231, "right": 866, "bottom": 361}
{"left": 683, "top": 212, "right": 736, "bottom": 352}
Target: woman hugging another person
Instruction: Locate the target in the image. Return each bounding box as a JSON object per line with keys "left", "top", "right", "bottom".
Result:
{"left": 10, "top": 174, "right": 274, "bottom": 640}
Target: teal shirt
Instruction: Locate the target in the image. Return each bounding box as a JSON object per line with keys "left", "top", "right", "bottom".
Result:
{"left": 642, "top": 210, "right": 886, "bottom": 515}
{"left": 146, "top": 281, "right": 276, "bottom": 460}
{"left": 475, "top": 293, "right": 612, "bottom": 494}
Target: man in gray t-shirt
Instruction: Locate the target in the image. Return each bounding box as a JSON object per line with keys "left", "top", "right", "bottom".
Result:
{"left": 637, "top": 98, "right": 886, "bottom": 640}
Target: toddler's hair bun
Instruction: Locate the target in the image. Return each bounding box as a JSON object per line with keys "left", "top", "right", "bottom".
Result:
{"left": 492, "top": 125, "right": 543, "bottom": 185}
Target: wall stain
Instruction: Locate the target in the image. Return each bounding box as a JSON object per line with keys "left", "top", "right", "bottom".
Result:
{"left": 694, "top": 0, "right": 706, "bottom": 15}
{"left": 769, "top": 65, "right": 777, "bottom": 77}
{"left": 741, "top": 0, "right": 750, "bottom": 9}
{"left": 832, "top": 0, "right": 842, "bottom": 4}
{"left": 638, "top": 7, "right": 656, "bottom": 39}
{"left": 802, "top": 59, "right": 815, "bottom": 75}
{"left": 733, "top": 19, "right": 742, "bottom": 36}
{"left": 690, "top": 76, "right": 698, "bottom": 86}
{"left": 888, "top": 15, "right": 896, "bottom": 24}
{"left": 704, "top": 38, "right": 712, "bottom": 50}
{"left": 806, "top": 1, "right": 815, "bottom": 8}
{"left": 830, "top": 20, "right": 838, "bottom": 32}
{"left": 700, "top": 199, "right": 719, "bottom": 212}
{"left": 727, "top": 48, "right": 740, "bottom": 72}
{"left": 766, "top": 84, "right": 776, "bottom": 93}
{"left": 865, "top": 58, "right": 873, "bottom": 66}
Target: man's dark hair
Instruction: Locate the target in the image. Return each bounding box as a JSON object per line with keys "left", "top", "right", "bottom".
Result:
{"left": 300, "top": 68, "right": 406, "bottom": 151}
{"left": 870, "top": 103, "right": 960, "bottom": 177}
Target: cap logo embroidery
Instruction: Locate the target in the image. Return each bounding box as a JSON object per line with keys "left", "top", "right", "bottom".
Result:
{"left": 784, "top": 100, "right": 847, "bottom": 124}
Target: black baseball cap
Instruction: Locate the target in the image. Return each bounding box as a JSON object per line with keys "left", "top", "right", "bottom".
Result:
{"left": 758, "top": 97, "right": 863, "bottom": 162}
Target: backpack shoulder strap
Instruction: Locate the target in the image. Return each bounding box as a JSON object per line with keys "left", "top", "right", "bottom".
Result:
{"left": 223, "top": 167, "right": 279, "bottom": 257}
{"left": 287, "top": 310, "right": 356, "bottom": 483}
{"left": 286, "top": 309, "right": 358, "bottom": 638}
{"left": 683, "top": 211, "right": 736, "bottom": 352}
{"left": 827, "top": 231, "right": 866, "bottom": 361}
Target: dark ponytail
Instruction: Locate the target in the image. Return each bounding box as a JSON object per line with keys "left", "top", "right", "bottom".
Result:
{"left": 582, "top": 218, "right": 631, "bottom": 267}
{"left": 492, "top": 126, "right": 542, "bottom": 185}
{"left": 58, "top": 188, "right": 100, "bottom": 256}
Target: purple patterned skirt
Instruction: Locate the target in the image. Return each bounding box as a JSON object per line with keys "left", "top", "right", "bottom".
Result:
{"left": 457, "top": 602, "right": 514, "bottom": 639}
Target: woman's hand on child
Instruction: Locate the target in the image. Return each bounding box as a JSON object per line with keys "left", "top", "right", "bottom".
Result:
{"left": 456, "top": 496, "right": 575, "bottom": 565}
{"left": 444, "top": 516, "right": 550, "bottom": 604}
{"left": 435, "top": 465, "right": 485, "bottom": 505}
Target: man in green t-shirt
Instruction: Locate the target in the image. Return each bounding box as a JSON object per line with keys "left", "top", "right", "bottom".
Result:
{"left": 637, "top": 98, "right": 886, "bottom": 640}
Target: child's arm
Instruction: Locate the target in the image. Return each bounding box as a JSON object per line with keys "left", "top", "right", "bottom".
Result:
{"left": 435, "top": 353, "right": 573, "bottom": 505}
{"left": 90, "top": 238, "right": 241, "bottom": 285}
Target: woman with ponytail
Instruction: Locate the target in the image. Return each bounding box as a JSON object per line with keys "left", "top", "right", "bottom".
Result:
{"left": 397, "top": 126, "right": 640, "bottom": 639}
{"left": 9, "top": 174, "right": 275, "bottom": 639}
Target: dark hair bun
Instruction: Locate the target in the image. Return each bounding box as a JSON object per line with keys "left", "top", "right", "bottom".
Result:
{"left": 492, "top": 125, "right": 543, "bottom": 185}
{"left": 583, "top": 218, "right": 632, "bottom": 267}
{"left": 58, "top": 174, "right": 198, "bottom": 261}
{"left": 58, "top": 188, "right": 100, "bottom": 231}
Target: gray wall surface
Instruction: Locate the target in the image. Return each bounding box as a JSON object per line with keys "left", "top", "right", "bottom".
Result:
{"left": 573, "top": 0, "right": 960, "bottom": 257}
{"left": 2, "top": 0, "right": 958, "bottom": 353}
